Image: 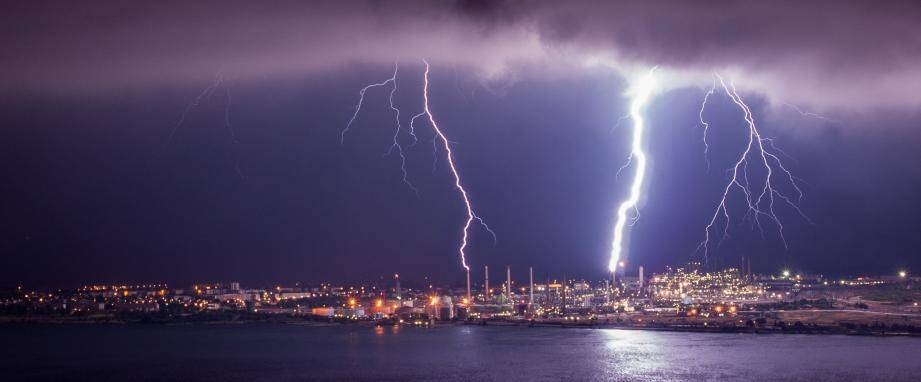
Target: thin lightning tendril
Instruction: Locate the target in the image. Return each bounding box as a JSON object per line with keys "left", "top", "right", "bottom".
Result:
{"left": 610, "top": 114, "right": 631, "bottom": 133}
{"left": 223, "top": 85, "right": 245, "bottom": 180}
{"left": 340, "top": 63, "right": 417, "bottom": 193}
{"left": 169, "top": 73, "right": 224, "bottom": 143}
{"left": 407, "top": 112, "right": 424, "bottom": 147}
{"left": 340, "top": 66, "right": 397, "bottom": 146}
{"left": 696, "top": 74, "right": 810, "bottom": 262}
{"left": 168, "top": 72, "right": 245, "bottom": 180}
{"left": 421, "top": 60, "right": 495, "bottom": 271}
{"left": 381, "top": 64, "right": 418, "bottom": 194}
{"left": 608, "top": 68, "right": 657, "bottom": 273}
{"left": 782, "top": 102, "right": 839, "bottom": 125}
{"left": 698, "top": 78, "right": 716, "bottom": 172}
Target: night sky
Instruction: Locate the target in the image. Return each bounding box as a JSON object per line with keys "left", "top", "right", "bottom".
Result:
{"left": 2, "top": 1, "right": 920, "bottom": 288}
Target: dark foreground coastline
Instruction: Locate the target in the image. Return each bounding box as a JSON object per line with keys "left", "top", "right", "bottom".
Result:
{"left": 4, "top": 308, "right": 921, "bottom": 337}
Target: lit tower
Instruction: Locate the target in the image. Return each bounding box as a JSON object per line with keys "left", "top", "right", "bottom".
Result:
{"left": 604, "top": 279, "right": 610, "bottom": 305}
{"left": 484, "top": 265, "right": 490, "bottom": 301}
{"left": 466, "top": 268, "right": 471, "bottom": 305}
{"left": 394, "top": 274, "right": 401, "bottom": 302}
{"left": 506, "top": 266, "right": 512, "bottom": 304}
{"left": 529, "top": 266, "right": 534, "bottom": 310}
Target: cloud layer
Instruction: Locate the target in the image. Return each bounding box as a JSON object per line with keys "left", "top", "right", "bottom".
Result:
{"left": 2, "top": 0, "right": 919, "bottom": 108}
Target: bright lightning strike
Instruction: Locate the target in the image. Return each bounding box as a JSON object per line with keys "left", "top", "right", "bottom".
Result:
{"left": 608, "top": 68, "right": 657, "bottom": 273}
{"left": 696, "top": 74, "right": 810, "bottom": 261}
{"left": 420, "top": 60, "right": 495, "bottom": 271}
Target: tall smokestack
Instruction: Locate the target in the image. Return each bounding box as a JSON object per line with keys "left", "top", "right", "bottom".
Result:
{"left": 561, "top": 274, "right": 567, "bottom": 312}
{"left": 395, "top": 274, "right": 401, "bottom": 303}
{"left": 747, "top": 257, "right": 752, "bottom": 280}
{"left": 466, "top": 269, "right": 471, "bottom": 304}
{"left": 604, "top": 279, "right": 610, "bottom": 305}
{"left": 529, "top": 266, "right": 534, "bottom": 309}
{"left": 506, "top": 266, "right": 511, "bottom": 304}
{"left": 639, "top": 266, "right": 645, "bottom": 289}
{"left": 484, "top": 266, "right": 490, "bottom": 300}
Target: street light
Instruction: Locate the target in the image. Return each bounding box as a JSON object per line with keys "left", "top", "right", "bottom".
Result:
{"left": 899, "top": 271, "right": 907, "bottom": 279}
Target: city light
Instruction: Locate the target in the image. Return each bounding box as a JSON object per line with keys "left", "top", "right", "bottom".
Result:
{"left": 7, "top": 263, "right": 916, "bottom": 336}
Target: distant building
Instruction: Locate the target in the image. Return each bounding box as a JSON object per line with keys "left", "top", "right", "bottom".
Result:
{"left": 311, "top": 307, "right": 335, "bottom": 317}
{"left": 255, "top": 307, "right": 296, "bottom": 314}
{"left": 113, "top": 302, "right": 160, "bottom": 313}
{"left": 276, "top": 292, "right": 312, "bottom": 300}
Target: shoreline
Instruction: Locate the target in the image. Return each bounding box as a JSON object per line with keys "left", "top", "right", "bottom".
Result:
{"left": 3, "top": 315, "right": 920, "bottom": 338}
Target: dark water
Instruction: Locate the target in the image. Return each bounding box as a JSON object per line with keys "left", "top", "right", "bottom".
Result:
{"left": 2, "top": 324, "right": 920, "bottom": 381}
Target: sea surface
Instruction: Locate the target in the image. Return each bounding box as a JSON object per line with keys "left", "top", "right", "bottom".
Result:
{"left": 2, "top": 323, "right": 920, "bottom": 381}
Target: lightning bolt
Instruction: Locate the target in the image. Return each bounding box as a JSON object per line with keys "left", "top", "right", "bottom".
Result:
{"left": 420, "top": 60, "right": 495, "bottom": 271}
{"left": 781, "top": 102, "right": 839, "bottom": 125}
{"left": 340, "top": 61, "right": 494, "bottom": 270}
{"left": 696, "top": 73, "right": 810, "bottom": 261}
{"left": 608, "top": 68, "right": 657, "bottom": 273}
{"left": 381, "top": 65, "right": 419, "bottom": 194}
{"left": 340, "top": 63, "right": 417, "bottom": 193}
{"left": 223, "top": 85, "right": 246, "bottom": 180}
{"left": 698, "top": 77, "right": 717, "bottom": 172}
{"left": 167, "top": 72, "right": 245, "bottom": 180}
{"left": 168, "top": 72, "right": 224, "bottom": 143}
{"left": 340, "top": 67, "right": 395, "bottom": 145}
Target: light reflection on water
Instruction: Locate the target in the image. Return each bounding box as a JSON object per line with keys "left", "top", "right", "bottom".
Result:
{"left": 601, "top": 328, "right": 668, "bottom": 380}
{"left": 2, "top": 324, "right": 920, "bottom": 381}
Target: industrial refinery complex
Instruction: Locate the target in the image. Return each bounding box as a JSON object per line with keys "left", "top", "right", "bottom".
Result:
{"left": 3, "top": 264, "right": 919, "bottom": 335}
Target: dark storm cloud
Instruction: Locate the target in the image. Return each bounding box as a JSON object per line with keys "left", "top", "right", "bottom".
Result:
{"left": 0, "top": 0, "right": 542, "bottom": 95}
{"left": 2, "top": 0, "right": 920, "bottom": 108}
{"left": 526, "top": 0, "right": 921, "bottom": 108}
